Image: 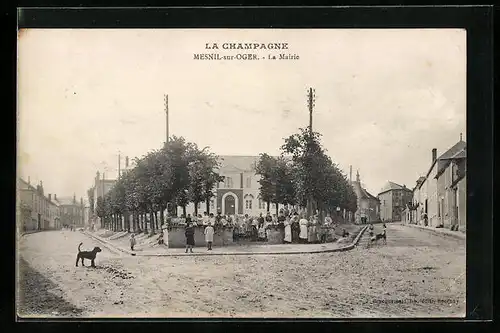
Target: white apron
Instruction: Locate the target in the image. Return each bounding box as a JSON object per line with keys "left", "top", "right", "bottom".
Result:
{"left": 284, "top": 224, "right": 292, "bottom": 242}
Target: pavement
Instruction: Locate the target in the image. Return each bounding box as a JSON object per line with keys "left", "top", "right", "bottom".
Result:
{"left": 83, "top": 225, "right": 369, "bottom": 256}
{"left": 17, "top": 226, "right": 465, "bottom": 318}
{"left": 399, "top": 223, "right": 466, "bottom": 241}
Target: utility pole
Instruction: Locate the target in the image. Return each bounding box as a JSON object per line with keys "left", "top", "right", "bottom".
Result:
{"left": 308, "top": 87, "right": 315, "bottom": 134}
{"left": 118, "top": 152, "right": 121, "bottom": 179}
{"left": 164, "top": 94, "right": 169, "bottom": 144}
{"left": 306, "top": 87, "right": 316, "bottom": 218}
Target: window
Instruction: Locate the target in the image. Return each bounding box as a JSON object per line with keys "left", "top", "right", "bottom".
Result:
{"left": 197, "top": 202, "right": 201, "bottom": 209}
{"left": 225, "top": 177, "right": 233, "bottom": 188}
{"left": 272, "top": 203, "right": 276, "bottom": 209}
{"left": 210, "top": 200, "right": 215, "bottom": 209}
{"left": 246, "top": 177, "right": 252, "bottom": 188}
{"left": 245, "top": 200, "right": 253, "bottom": 209}
{"left": 258, "top": 199, "right": 265, "bottom": 209}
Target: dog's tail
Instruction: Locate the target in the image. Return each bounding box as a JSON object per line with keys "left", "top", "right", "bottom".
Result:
{"left": 78, "top": 242, "right": 83, "bottom": 252}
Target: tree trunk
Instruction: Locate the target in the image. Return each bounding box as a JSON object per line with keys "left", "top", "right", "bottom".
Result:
{"left": 126, "top": 213, "right": 130, "bottom": 233}
{"left": 182, "top": 205, "right": 187, "bottom": 217}
{"left": 194, "top": 202, "right": 198, "bottom": 217}
{"left": 266, "top": 201, "right": 270, "bottom": 212}
{"left": 154, "top": 211, "right": 159, "bottom": 230}
{"left": 275, "top": 202, "right": 279, "bottom": 216}
{"left": 160, "top": 208, "right": 165, "bottom": 227}
{"left": 148, "top": 211, "right": 153, "bottom": 233}
{"left": 206, "top": 199, "right": 210, "bottom": 215}
{"left": 144, "top": 213, "right": 148, "bottom": 233}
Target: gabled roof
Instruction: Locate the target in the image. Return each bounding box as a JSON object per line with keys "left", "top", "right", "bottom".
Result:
{"left": 378, "top": 181, "right": 411, "bottom": 195}
{"left": 218, "top": 155, "right": 261, "bottom": 172}
{"left": 351, "top": 181, "right": 379, "bottom": 201}
{"left": 423, "top": 139, "right": 466, "bottom": 180}
{"left": 435, "top": 142, "right": 466, "bottom": 178}
{"left": 56, "top": 197, "right": 79, "bottom": 206}
{"left": 438, "top": 140, "right": 466, "bottom": 160}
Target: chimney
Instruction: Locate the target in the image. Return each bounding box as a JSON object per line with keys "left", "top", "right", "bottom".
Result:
{"left": 460, "top": 133, "right": 463, "bottom": 141}
{"left": 432, "top": 148, "right": 437, "bottom": 162}
{"left": 125, "top": 156, "right": 129, "bottom": 168}
{"left": 48, "top": 194, "right": 52, "bottom": 201}
{"left": 349, "top": 165, "right": 352, "bottom": 183}
{"left": 54, "top": 194, "right": 57, "bottom": 201}
{"left": 28, "top": 176, "right": 30, "bottom": 185}
{"left": 73, "top": 193, "right": 76, "bottom": 203}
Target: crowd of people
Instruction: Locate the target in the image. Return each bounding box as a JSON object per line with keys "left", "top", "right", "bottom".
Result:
{"left": 174, "top": 209, "right": 346, "bottom": 252}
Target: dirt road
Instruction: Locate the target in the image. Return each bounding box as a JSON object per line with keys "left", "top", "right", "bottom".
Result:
{"left": 17, "top": 225, "right": 465, "bottom": 318}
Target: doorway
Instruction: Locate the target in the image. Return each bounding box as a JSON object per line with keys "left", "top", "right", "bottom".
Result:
{"left": 224, "top": 195, "right": 236, "bottom": 216}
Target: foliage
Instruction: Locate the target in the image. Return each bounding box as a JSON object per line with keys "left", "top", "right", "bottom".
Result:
{"left": 100, "top": 136, "right": 223, "bottom": 230}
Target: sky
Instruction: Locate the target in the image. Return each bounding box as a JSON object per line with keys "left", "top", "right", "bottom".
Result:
{"left": 17, "top": 29, "right": 466, "bottom": 199}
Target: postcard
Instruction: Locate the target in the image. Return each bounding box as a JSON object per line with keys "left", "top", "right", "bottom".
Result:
{"left": 17, "top": 27, "right": 466, "bottom": 318}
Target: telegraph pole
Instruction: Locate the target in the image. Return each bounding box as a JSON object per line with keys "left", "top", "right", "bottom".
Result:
{"left": 306, "top": 87, "right": 316, "bottom": 218}
{"left": 308, "top": 87, "right": 315, "bottom": 134}
{"left": 164, "top": 94, "right": 169, "bottom": 144}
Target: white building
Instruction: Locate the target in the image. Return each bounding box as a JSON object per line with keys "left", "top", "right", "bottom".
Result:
{"left": 178, "top": 155, "right": 288, "bottom": 217}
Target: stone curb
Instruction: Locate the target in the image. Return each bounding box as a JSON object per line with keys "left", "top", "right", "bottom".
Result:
{"left": 19, "top": 230, "right": 43, "bottom": 238}
{"left": 400, "top": 223, "right": 466, "bottom": 241}
{"left": 83, "top": 226, "right": 369, "bottom": 257}
{"left": 81, "top": 231, "right": 127, "bottom": 256}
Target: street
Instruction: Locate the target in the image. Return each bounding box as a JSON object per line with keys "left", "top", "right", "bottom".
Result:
{"left": 17, "top": 224, "right": 465, "bottom": 318}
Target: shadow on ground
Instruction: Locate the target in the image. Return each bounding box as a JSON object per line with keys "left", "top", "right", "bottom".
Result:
{"left": 17, "top": 257, "right": 83, "bottom": 318}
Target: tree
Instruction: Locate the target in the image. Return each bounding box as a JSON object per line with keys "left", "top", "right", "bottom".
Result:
{"left": 95, "top": 196, "right": 105, "bottom": 228}
{"left": 279, "top": 127, "right": 357, "bottom": 220}
{"left": 87, "top": 187, "right": 95, "bottom": 215}
{"left": 99, "top": 135, "right": 223, "bottom": 232}
{"left": 255, "top": 153, "right": 277, "bottom": 212}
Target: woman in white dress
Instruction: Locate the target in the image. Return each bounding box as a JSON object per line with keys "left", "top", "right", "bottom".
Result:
{"left": 284, "top": 216, "right": 292, "bottom": 243}
{"left": 299, "top": 216, "right": 308, "bottom": 243}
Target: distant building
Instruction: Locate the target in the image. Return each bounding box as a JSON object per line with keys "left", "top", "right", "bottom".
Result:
{"left": 349, "top": 168, "right": 380, "bottom": 224}
{"left": 378, "top": 181, "right": 413, "bottom": 222}
{"left": 17, "top": 178, "right": 60, "bottom": 231}
{"left": 56, "top": 195, "right": 85, "bottom": 228}
{"left": 92, "top": 171, "right": 116, "bottom": 201}
{"left": 180, "top": 155, "right": 289, "bottom": 217}
{"left": 412, "top": 135, "right": 466, "bottom": 230}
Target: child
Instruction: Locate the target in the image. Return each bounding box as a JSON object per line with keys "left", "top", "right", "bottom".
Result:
{"left": 185, "top": 222, "right": 195, "bottom": 253}
{"left": 204, "top": 222, "right": 214, "bottom": 251}
{"left": 130, "top": 233, "right": 137, "bottom": 251}
{"left": 258, "top": 224, "right": 267, "bottom": 241}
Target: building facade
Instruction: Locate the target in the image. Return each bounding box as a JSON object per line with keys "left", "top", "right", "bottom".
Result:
{"left": 411, "top": 136, "right": 466, "bottom": 230}
{"left": 378, "top": 181, "right": 413, "bottom": 222}
{"left": 17, "top": 178, "right": 61, "bottom": 231}
{"left": 178, "top": 155, "right": 288, "bottom": 217}
{"left": 57, "top": 196, "right": 85, "bottom": 228}
{"left": 350, "top": 169, "right": 380, "bottom": 224}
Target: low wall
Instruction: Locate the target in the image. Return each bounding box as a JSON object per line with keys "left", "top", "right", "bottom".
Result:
{"left": 166, "top": 226, "right": 234, "bottom": 248}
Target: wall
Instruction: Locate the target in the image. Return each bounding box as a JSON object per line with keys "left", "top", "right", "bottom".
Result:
{"left": 457, "top": 178, "right": 466, "bottom": 231}
{"left": 426, "top": 165, "right": 439, "bottom": 227}
{"left": 166, "top": 226, "right": 234, "bottom": 248}
{"left": 378, "top": 191, "right": 393, "bottom": 221}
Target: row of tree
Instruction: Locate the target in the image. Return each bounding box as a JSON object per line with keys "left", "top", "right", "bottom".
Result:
{"left": 255, "top": 128, "right": 357, "bottom": 221}
{"left": 91, "top": 128, "right": 357, "bottom": 233}
{"left": 93, "top": 136, "right": 223, "bottom": 233}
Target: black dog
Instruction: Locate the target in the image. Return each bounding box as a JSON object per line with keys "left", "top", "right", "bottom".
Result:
{"left": 76, "top": 242, "right": 102, "bottom": 267}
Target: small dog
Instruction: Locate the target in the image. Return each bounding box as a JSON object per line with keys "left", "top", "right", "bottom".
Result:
{"left": 76, "top": 242, "right": 102, "bottom": 267}
{"left": 370, "top": 230, "right": 387, "bottom": 245}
